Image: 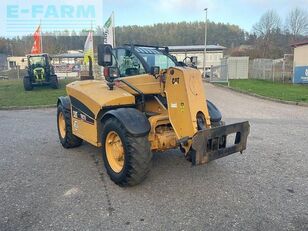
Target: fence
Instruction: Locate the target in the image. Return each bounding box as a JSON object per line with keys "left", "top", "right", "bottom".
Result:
{"left": 227, "top": 57, "right": 249, "bottom": 79}
{"left": 0, "top": 67, "right": 27, "bottom": 80}
{"left": 249, "top": 55, "right": 293, "bottom": 83}
{"left": 53, "top": 63, "right": 103, "bottom": 79}
{"left": 0, "top": 65, "right": 8, "bottom": 79}
{"left": 209, "top": 58, "right": 229, "bottom": 85}
{"left": 208, "top": 57, "right": 250, "bottom": 85}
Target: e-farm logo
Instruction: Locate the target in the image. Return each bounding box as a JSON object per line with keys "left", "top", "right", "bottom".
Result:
{"left": 3, "top": 0, "right": 103, "bottom": 36}
{"left": 7, "top": 5, "right": 95, "bottom": 19}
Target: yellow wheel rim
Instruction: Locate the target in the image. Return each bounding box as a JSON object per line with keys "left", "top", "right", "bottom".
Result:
{"left": 58, "top": 111, "right": 66, "bottom": 139}
{"left": 105, "top": 131, "right": 125, "bottom": 173}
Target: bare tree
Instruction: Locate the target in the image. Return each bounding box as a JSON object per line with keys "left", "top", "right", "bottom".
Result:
{"left": 286, "top": 8, "right": 308, "bottom": 38}
{"left": 253, "top": 10, "right": 281, "bottom": 38}
{"left": 253, "top": 10, "right": 281, "bottom": 57}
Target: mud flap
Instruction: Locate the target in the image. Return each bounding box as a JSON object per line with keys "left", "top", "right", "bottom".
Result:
{"left": 191, "top": 121, "right": 250, "bottom": 165}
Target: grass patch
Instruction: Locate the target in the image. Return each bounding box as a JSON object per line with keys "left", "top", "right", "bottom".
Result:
{"left": 0, "top": 79, "right": 76, "bottom": 107}
{"left": 229, "top": 79, "right": 308, "bottom": 103}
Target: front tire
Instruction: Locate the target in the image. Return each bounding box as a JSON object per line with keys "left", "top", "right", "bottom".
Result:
{"left": 101, "top": 117, "right": 152, "bottom": 186}
{"left": 57, "top": 104, "right": 83, "bottom": 148}
{"left": 23, "top": 76, "right": 33, "bottom": 91}
{"left": 50, "top": 75, "right": 59, "bottom": 89}
{"left": 185, "top": 101, "right": 224, "bottom": 163}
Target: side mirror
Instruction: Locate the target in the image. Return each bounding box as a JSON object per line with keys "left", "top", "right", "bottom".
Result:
{"left": 98, "top": 44, "right": 113, "bottom": 66}
{"left": 150, "top": 66, "right": 160, "bottom": 75}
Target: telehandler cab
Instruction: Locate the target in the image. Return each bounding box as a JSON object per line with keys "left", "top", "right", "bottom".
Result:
{"left": 57, "top": 44, "right": 250, "bottom": 186}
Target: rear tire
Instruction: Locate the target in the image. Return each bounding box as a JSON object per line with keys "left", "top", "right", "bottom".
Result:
{"left": 23, "top": 76, "right": 33, "bottom": 91}
{"left": 50, "top": 75, "right": 59, "bottom": 89}
{"left": 57, "top": 104, "right": 83, "bottom": 148}
{"left": 101, "top": 117, "right": 152, "bottom": 186}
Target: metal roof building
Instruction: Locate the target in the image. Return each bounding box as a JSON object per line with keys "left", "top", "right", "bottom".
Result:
{"left": 168, "top": 45, "right": 226, "bottom": 52}
{"left": 168, "top": 45, "right": 226, "bottom": 71}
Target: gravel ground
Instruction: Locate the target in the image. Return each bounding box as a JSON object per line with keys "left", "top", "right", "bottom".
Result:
{"left": 0, "top": 83, "right": 307, "bottom": 231}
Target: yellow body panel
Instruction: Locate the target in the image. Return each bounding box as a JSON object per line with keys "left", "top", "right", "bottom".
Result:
{"left": 67, "top": 80, "right": 135, "bottom": 116}
{"left": 66, "top": 80, "right": 135, "bottom": 146}
{"left": 117, "top": 74, "right": 162, "bottom": 95}
{"left": 143, "top": 99, "right": 167, "bottom": 114}
{"left": 71, "top": 117, "right": 99, "bottom": 146}
{"left": 164, "top": 67, "right": 211, "bottom": 139}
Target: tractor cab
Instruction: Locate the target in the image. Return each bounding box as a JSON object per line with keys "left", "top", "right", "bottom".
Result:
{"left": 27, "top": 53, "right": 52, "bottom": 68}
{"left": 28, "top": 54, "right": 47, "bottom": 68}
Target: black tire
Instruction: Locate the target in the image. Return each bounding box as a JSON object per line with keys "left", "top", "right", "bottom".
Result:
{"left": 101, "top": 117, "right": 152, "bottom": 186}
{"left": 207, "top": 100, "right": 222, "bottom": 123}
{"left": 57, "top": 104, "right": 83, "bottom": 148}
{"left": 23, "top": 76, "right": 33, "bottom": 91}
{"left": 185, "top": 149, "right": 195, "bottom": 163}
{"left": 50, "top": 75, "right": 59, "bottom": 89}
{"left": 185, "top": 101, "right": 224, "bottom": 163}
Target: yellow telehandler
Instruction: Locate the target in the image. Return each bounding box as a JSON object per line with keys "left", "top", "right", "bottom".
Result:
{"left": 57, "top": 44, "right": 249, "bottom": 186}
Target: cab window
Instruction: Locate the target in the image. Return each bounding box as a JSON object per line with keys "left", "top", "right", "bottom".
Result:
{"left": 116, "top": 49, "right": 146, "bottom": 77}
{"left": 136, "top": 48, "right": 176, "bottom": 70}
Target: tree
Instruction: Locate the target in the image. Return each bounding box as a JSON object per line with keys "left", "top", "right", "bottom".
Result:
{"left": 286, "top": 8, "right": 308, "bottom": 38}
{"left": 253, "top": 10, "right": 281, "bottom": 38}
{"left": 253, "top": 10, "right": 282, "bottom": 57}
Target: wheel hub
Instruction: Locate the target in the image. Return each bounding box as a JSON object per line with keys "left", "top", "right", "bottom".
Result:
{"left": 58, "top": 111, "right": 66, "bottom": 138}
{"left": 105, "top": 131, "right": 124, "bottom": 173}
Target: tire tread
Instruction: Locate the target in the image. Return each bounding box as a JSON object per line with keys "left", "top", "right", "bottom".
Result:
{"left": 102, "top": 117, "right": 152, "bottom": 186}
{"left": 57, "top": 104, "right": 83, "bottom": 148}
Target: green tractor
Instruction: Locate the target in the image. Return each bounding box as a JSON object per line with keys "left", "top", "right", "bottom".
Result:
{"left": 23, "top": 53, "right": 58, "bottom": 91}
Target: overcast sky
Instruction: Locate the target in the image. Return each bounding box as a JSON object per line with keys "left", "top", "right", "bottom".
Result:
{"left": 103, "top": 0, "right": 308, "bottom": 32}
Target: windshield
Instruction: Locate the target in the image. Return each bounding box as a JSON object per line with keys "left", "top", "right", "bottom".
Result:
{"left": 29, "top": 56, "right": 45, "bottom": 66}
{"left": 136, "top": 47, "right": 176, "bottom": 70}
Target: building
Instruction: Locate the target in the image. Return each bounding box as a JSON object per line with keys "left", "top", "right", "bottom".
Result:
{"left": 168, "top": 45, "right": 226, "bottom": 71}
{"left": 292, "top": 41, "right": 308, "bottom": 84}
{"left": 51, "top": 52, "right": 84, "bottom": 65}
{"left": 7, "top": 56, "right": 27, "bottom": 70}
